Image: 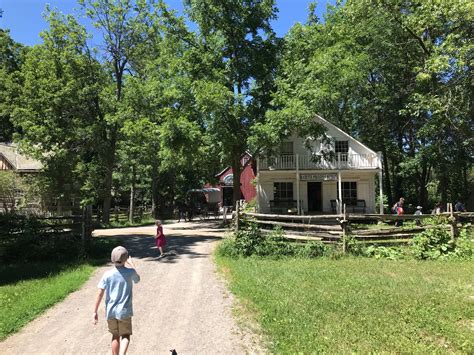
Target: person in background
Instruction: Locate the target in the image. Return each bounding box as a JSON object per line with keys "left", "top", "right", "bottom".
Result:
{"left": 455, "top": 200, "right": 466, "bottom": 212}
{"left": 414, "top": 205, "right": 423, "bottom": 226}
{"left": 432, "top": 202, "right": 443, "bottom": 215}
{"left": 154, "top": 219, "right": 167, "bottom": 258}
{"left": 93, "top": 246, "right": 140, "bottom": 355}
{"left": 392, "top": 197, "right": 405, "bottom": 227}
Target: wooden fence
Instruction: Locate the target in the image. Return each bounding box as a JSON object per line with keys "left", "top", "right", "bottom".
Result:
{"left": 92, "top": 206, "right": 153, "bottom": 223}
{"left": 238, "top": 206, "right": 473, "bottom": 251}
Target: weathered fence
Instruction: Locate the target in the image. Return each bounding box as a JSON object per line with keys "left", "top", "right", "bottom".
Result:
{"left": 92, "top": 206, "right": 153, "bottom": 223}
{"left": 0, "top": 207, "right": 94, "bottom": 260}
{"left": 238, "top": 206, "right": 473, "bottom": 251}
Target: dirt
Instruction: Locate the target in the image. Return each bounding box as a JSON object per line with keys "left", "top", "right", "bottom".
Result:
{"left": 0, "top": 221, "right": 264, "bottom": 354}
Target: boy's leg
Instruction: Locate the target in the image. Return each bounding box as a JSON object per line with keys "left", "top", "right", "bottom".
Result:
{"left": 111, "top": 335, "right": 120, "bottom": 355}
{"left": 119, "top": 335, "right": 130, "bottom": 355}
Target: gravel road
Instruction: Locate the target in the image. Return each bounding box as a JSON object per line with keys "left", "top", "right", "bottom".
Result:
{"left": 0, "top": 221, "right": 262, "bottom": 354}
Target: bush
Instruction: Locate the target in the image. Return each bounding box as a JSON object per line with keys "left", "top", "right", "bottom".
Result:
{"left": 217, "top": 221, "right": 330, "bottom": 259}
{"left": 410, "top": 225, "right": 473, "bottom": 260}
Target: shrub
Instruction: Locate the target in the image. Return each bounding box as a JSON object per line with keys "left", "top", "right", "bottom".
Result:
{"left": 411, "top": 226, "right": 454, "bottom": 260}
{"left": 362, "top": 245, "right": 405, "bottom": 260}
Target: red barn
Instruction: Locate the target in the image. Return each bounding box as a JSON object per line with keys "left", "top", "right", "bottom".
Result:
{"left": 213, "top": 153, "right": 257, "bottom": 207}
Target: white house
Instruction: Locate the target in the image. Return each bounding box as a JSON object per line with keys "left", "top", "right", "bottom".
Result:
{"left": 256, "top": 115, "right": 383, "bottom": 215}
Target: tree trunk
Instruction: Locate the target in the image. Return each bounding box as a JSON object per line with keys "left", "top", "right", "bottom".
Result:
{"left": 129, "top": 165, "right": 136, "bottom": 222}
{"left": 102, "top": 128, "right": 117, "bottom": 224}
{"left": 418, "top": 160, "right": 429, "bottom": 208}
{"left": 381, "top": 144, "right": 392, "bottom": 205}
{"left": 151, "top": 159, "right": 159, "bottom": 219}
{"left": 232, "top": 155, "right": 241, "bottom": 208}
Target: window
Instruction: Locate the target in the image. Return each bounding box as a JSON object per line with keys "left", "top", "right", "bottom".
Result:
{"left": 274, "top": 182, "right": 293, "bottom": 201}
{"left": 280, "top": 142, "right": 294, "bottom": 155}
{"left": 337, "top": 182, "right": 357, "bottom": 205}
{"left": 335, "top": 141, "right": 348, "bottom": 162}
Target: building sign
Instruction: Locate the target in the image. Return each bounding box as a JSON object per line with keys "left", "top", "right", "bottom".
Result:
{"left": 299, "top": 173, "right": 337, "bottom": 181}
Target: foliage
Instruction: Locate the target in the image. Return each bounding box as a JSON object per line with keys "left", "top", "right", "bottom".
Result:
{"left": 184, "top": 0, "right": 280, "bottom": 204}
{"left": 217, "top": 221, "right": 330, "bottom": 258}
{"left": 0, "top": 171, "right": 21, "bottom": 212}
{"left": 271, "top": 0, "right": 473, "bottom": 208}
{"left": 216, "top": 257, "right": 474, "bottom": 353}
{"left": 411, "top": 225, "right": 473, "bottom": 260}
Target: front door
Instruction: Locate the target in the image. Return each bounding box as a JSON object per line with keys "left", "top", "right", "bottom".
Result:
{"left": 307, "top": 182, "right": 322, "bottom": 212}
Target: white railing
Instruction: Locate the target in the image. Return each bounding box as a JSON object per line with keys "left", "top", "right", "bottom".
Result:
{"left": 260, "top": 153, "right": 380, "bottom": 170}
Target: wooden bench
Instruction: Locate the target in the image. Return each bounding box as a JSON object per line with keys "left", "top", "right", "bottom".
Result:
{"left": 269, "top": 200, "right": 298, "bottom": 214}
{"left": 346, "top": 200, "right": 366, "bottom": 213}
{"left": 332, "top": 199, "right": 366, "bottom": 213}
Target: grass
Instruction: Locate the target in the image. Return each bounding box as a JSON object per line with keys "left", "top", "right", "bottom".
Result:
{"left": 0, "top": 263, "right": 95, "bottom": 340}
{"left": 0, "top": 237, "right": 118, "bottom": 340}
{"left": 216, "top": 256, "right": 474, "bottom": 353}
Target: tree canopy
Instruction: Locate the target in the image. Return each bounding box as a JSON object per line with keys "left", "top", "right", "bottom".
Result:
{"left": 1, "top": 0, "right": 472, "bottom": 216}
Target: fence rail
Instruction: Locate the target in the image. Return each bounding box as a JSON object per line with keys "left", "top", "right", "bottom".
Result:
{"left": 240, "top": 208, "right": 473, "bottom": 250}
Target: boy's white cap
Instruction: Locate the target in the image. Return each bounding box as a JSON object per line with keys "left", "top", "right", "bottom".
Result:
{"left": 111, "top": 246, "right": 128, "bottom": 265}
{"left": 416, "top": 206, "right": 422, "bottom": 209}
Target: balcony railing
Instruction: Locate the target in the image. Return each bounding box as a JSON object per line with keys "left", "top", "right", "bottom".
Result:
{"left": 259, "top": 153, "right": 381, "bottom": 170}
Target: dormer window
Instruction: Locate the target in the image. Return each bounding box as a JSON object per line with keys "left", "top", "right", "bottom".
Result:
{"left": 280, "top": 142, "right": 294, "bottom": 155}
{"left": 335, "top": 141, "right": 348, "bottom": 154}
{"left": 335, "top": 141, "right": 348, "bottom": 161}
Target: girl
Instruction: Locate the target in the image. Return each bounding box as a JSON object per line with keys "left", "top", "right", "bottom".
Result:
{"left": 154, "top": 220, "right": 167, "bottom": 257}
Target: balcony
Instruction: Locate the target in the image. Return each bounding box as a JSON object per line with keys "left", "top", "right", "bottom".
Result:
{"left": 259, "top": 153, "right": 381, "bottom": 170}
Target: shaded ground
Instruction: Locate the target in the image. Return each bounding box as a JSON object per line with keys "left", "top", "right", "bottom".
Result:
{"left": 0, "top": 220, "right": 262, "bottom": 354}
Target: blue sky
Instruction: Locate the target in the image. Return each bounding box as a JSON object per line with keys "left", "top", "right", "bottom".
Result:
{"left": 0, "top": 0, "right": 336, "bottom": 46}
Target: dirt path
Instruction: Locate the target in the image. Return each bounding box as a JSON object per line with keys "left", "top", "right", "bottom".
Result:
{"left": 0, "top": 221, "right": 262, "bottom": 354}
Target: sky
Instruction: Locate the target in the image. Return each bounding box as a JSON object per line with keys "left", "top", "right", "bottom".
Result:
{"left": 0, "top": 0, "right": 336, "bottom": 46}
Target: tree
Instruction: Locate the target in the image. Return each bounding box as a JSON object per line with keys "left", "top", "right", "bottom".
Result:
{"left": 0, "top": 29, "right": 24, "bottom": 142}
{"left": 184, "top": 0, "right": 280, "bottom": 205}
{"left": 13, "top": 9, "right": 108, "bottom": 212}
{"left": 271, "top": 0, "right": 473, "bottom": 209}
{"left": 79, "top": 0, "right": 162, "bottom": 222}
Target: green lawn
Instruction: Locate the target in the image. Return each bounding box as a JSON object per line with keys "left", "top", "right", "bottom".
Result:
{"left": 0, "top": 237, "right": 118, "bottom": 341}
{"left": 0, "top": 263, "right": 95, "bottom": 340}
{"left": 216, "top": 257, "right": 474, "bottom": 353}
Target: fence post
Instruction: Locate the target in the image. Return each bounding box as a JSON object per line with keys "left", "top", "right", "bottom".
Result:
{"left": 341, "top": 203, "right": 348, "bottom": 254}
{"left": 448, "top": 202, "right": 459, "bottom": 241}
{"left": 114, "top": 206, "right": 119, "bottom": 223}
{"left": 235, "top": 200, "right": 240, "bottom": 231}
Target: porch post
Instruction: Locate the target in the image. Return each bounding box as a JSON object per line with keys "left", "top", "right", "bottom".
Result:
{"left": 378, "top": 152, "right": 383, "bottom": 214}
{"left": 337, "top": 170, "right": 342, "bottom": 214}
{"left": 296, "top": 153, "right": 300, "bottom": 215}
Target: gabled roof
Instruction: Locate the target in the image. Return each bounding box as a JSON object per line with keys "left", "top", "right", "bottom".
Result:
{"left": 0, "top": 143, "right": 43, "bottom": 172}
{"left": 215, "top": 152, "right": 254, "bottom": 178}
{"left": 314, "top": 114, "right": 378, "bottom": 155}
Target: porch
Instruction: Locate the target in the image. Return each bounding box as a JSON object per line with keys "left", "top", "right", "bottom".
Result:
{"left": 259, "top": 153, "right": 381, "bottom": 170}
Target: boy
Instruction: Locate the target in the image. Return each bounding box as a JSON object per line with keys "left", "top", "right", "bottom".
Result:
{"left": 93, "top": 246, "right": 140, "bottom": 355}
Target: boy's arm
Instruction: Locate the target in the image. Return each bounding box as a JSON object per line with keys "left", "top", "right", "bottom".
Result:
{"left": 125, "top": 256, "right": 140, "bottom": 282}
{"left": 93, "top": 288, "right": 105, "bottom": 325}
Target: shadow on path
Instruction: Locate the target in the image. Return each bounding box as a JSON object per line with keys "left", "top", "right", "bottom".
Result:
{"left": 105, "top": 232, "right": 221, "bottom": 265}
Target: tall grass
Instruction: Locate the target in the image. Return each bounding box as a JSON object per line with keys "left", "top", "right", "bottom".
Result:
{"left": 216, "top": 256, "right": 474, "bottom": 353}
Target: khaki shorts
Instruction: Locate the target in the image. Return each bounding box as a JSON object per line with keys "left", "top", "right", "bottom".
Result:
{"left": 107, "top": 318, "right": 132, "bottom": 336}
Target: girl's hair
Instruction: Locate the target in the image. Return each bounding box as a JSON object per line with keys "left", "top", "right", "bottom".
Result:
{"left": 155, "top": 219, "right": 162, "bottom": 225}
